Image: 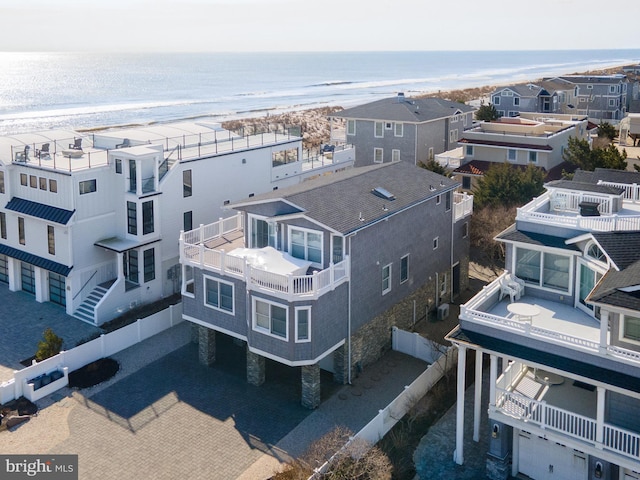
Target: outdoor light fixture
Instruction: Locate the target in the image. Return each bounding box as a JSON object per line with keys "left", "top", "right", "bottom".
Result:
{"left": 594, "top": 462, "right": 603, "bottom": 478}
{"left": 492, "top": 424, "right": 500, "bottom": 438}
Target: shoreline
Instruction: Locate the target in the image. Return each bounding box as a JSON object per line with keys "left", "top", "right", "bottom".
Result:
{"left": 220, "top": 64, "right": 634, "bottom": 148}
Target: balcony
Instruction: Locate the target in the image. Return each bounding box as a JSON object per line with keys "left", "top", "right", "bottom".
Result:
{"left": 460, "top": 272, "right": 640, "bottom": 367}
{"left": 453, "top": 192, "right": 473, "bottom": 221}
{"left": 180, "top": 214, "right": 350, "bottom": 301}
{"left": 492, "top": 361, "right": 640, "bottom": 464}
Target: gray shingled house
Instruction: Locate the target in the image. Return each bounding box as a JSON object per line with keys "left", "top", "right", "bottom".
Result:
{"left": 179, "top": 162, "right": 473, "bottom": 408}
{"left": 329, "top": 94, "right": 475, "bottom": 167}
{"left": 446, "top": 169, "right": 640, "bottom": 479}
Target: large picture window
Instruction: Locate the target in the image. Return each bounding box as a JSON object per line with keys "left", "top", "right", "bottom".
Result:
{"left": 515, "top": 247, "right": 571, "bottom": 292}
{"left": 622, "top": 315, "right": 640, "bottom": 343}
{"left": 290, "top": 227, "right": 322, "bottom": 264}
{"left": 205, "top": 277, "right": 234, "bottom": 314}
{"left": 254, "top": 298, "right": 287, "bottom": 339}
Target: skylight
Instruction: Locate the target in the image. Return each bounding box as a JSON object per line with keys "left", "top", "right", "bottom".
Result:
{"left": 372, "top": 187, "right": 395, "bottom": 201}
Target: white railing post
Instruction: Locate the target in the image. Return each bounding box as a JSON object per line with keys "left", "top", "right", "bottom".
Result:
{"left": 540, "top": 400, "right": 546, "bottom": 429}
{"left": 199, "top": 223, "right": 205, "bottom": 243}
{"left": 220, "top": 250, "right": 226, "bottom": 275}
{"left": 596, "top": 386, "right": 605, "bottom": 449}
{"left": 288, "top": 274, "right": 294, "bottom": 302}
{"left": 199, "top": 243, "right": 205, "bottom": 266}
{"left": 330, "top": 263, "right": 335, "bottom": 290}
{"left": 313, "top": 270, "right": 318, "bottom": 297}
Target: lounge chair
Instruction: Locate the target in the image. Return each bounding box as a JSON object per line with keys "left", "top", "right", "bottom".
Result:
{"left": 69, "top": 138, "right": 82, "bottom": 150}
{"left": 15, "top": 145, "right": 30, "bottom": 162}
{"left": 36, "top": 143, "right": 50, "bottom": 159}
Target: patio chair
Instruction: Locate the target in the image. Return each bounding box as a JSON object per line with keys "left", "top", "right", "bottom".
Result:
{"left": 499, "top": 273, "right": 525, "bottom": 303}
{"left": 36, "top": 143, "right": 50, "bottom": 159}
{"left": 116, "top": 138, "right": 130, "bottom": 149}
{"left": 15, "top": 145, "right": 30, "bottom": 162}
{"left": 69, "top": 138, "right": 83, "bottom": 150}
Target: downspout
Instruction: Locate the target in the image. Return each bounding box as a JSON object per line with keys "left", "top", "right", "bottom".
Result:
{"left": 347, "top": 234, "right": 353, "bottom": 385}
{"left": 451, "top": 189, "right": 455, "bottom": 304}
{"left": 414, "top": 124, "right": 418, "bottom": 166}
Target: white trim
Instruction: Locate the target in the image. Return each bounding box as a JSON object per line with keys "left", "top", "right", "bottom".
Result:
{"left": 433, "top": 236, "right": 439, "bottom": 250}
{"left": 394, "top": 122, "right": 403, "bottom": 137}
{"left": 248, "top": 213, "right": 277, "bottom": 249}
{"left": 346, "top": 119, "right": 356, "bottom": 136}
{"left": 511, "top": 245, "right": 574, "bottom": 296}
{"left": 436, "top": 194, "right": 441, "bottom": 205}
{"left": 203, "top": 274, "right": 235, "bottom": 315}
{"left": 247, "top": 339, "right": 345, "bottom": 367}
{"left": 373, "top": 147, "right": 383, "bottom": 163}
{"left": 382, "top": 263, "right": 392, "bottom": 295}
{"left": 392, "top": 149, "right": 400, "bottom": 162}
{"left": 295, "top": 306, "right": 311, "bottom": 343}
{"left": 252, "top": 296, "right": 289, "bottom": 341}
{"left": 374, "top": 121, "right": 384, "bottom": 138}
{"left": 619, "top": 314, "right": 640, "bottom": 346}
{"left": 181, "top": 264, "right": 195, "bottom": 298}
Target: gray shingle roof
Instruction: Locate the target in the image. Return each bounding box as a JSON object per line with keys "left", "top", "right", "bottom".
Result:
{"left": 5, "top": 197, "right": 75, "bottom": 225}
{"left": 231, "top": 163, "right": 459, "bottom": 235}
{"left": 572, "top": 168, "right": 640, "bottom": 185}
{"left": 496, "top": 225, "right": 580, "bottom": 251}
{"left": 545, "top": 180, "right": 624, "bottom": 195}
{"left": 493, "top": 84, "right": 543, "bottom": 98}
{"left": 331, "top": 96, "right": 474, "bottom": 123}
{"left": 592, "top": 232, "right": 640, "bottom": 270}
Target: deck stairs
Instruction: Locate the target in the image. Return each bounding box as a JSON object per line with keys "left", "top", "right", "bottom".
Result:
{"left": 74, "top": 280, "right": 115, "bottom": 324}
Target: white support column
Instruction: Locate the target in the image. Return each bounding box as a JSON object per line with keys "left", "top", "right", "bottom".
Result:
{"left": 473, "top": 349, "right": 483, "bottom": 442}
{"left": 596, "top": 386, "right": 606, "bottom": 448}
{"left": 489, "top": 354, "right": 498, "bottom": 407}
{"left": 454, "top": 344, "right": 467, "bottom": 465}
{"left": 512, "top": 428, "right": 520, "bottom": 477}
{"left": 599, "top": 311, "right": 609, "bottom": 354}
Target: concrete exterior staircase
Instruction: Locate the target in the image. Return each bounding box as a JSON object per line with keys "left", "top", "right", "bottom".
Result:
{"left": 74, "top": 284, "right": 110, "bottom": 324}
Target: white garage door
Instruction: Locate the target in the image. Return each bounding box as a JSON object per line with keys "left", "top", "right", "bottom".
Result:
{"left": 518, "top": 432, "right": 587, "bottom": 480}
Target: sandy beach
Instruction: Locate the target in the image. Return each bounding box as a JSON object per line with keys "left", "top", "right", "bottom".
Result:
{"left": 221, "top": 65, "right": 634, "bottom": 149}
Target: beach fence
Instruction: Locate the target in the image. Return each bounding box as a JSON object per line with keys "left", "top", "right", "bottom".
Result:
{"left": 309, "top": 328, "right": 457, "bottom": 479}
{"left": 0, "top": 304, "right": 183, "bottom": 405}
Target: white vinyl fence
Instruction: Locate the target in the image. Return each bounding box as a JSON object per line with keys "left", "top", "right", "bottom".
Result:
{"left": 310, "top": 328, "right": 457, "bottom": 478}
{"left": 0, "top": 303, "right": 183, "bottom": 404}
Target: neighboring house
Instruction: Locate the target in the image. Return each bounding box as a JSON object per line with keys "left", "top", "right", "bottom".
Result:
{"left": 446, "top": 169, "right": 640, "bottom": 479}
{"left": 491, "top": 75, "right": 632, "bottom": 121}
{"left": 451, "top": 113, "right": 589, "bottom": 191}
{"left": 179, "top": 162, "right": 473, "bottom": 408}
{"left": 0, "top": 122, "right": 354, "bottom": 325}
{"left": 329, "top": 93, "right": 475, "bottom": 167}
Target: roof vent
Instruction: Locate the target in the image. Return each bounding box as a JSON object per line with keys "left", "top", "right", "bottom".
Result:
{"left": 372, "top": 187, "right": 395, "bottom": 201}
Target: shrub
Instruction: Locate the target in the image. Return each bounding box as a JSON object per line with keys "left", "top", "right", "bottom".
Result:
{"left": 35, "top": 328, "right": 63, "bottom": 361}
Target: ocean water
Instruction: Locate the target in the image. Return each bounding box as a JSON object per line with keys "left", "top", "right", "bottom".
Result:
{"left": 0, "top": 49, "right": 639, "bottom": 135}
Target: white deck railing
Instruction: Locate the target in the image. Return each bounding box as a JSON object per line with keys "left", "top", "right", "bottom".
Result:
{"left": 599, "top": 181, "right": 640, "bottom": 203}
{"left": 495, "top": 388, "right": 640, "bottom": 462}
{"left": 182, "top": 213, "right": 243, "bottom": 245}
{"left": 551, "top": 191, "right": 613, "bottom": 214}
{"left": 453, "top": 192, "right": 473, "bottom": 221}
{"left": 461, "top": 272, "right": 640, "bottom": 366}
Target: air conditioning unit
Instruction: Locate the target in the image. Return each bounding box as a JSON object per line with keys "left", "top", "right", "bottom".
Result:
{"left": 437, "top": 303, "right": 450, "bottom": 321}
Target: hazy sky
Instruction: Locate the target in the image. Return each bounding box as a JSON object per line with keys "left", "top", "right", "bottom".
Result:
{"left": 2, "top": 0, "right": 639, "bottom": 52}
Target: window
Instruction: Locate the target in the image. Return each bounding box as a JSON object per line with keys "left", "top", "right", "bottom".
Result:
{"left": 290, "top": 227, "right": 322, "bottom": 264}
{"left": 508, "top": 149, "right": 517, "bottom": 161}
{"left": 462, "top": 176, "right": 471, "bottom": 190}
{"left": 18, "top": 217, "right": 25, "bottom": 245}
{"left": 462, "top": 114, "right": 468, "bottom": 127}
{"left": 332, "top": 235, "right": 344, "bottom": 263}
{"left": 20, "top": 173, "right": 27, "bottom": 186}
{"left": 183, "top": 211, "right": 193, "bottom": 232}
{"left": 465, "top": 145, "right": 473, "bottom": 156}
{"left": 39, "top": 177, "right": 47, "bottom": 190}
{"left": 183, "top": 170, "right": 192, "bottom": 197}
{"left": 79, "top": 179, "right": 96, "bottom": 194}
{"left": 124, "top": 250, "right": 138, "bottom": 284}
{"left": 428, "top": 147, "right": 434, "bottom": 160}
{"left": 142, "top": 200, "right": 154, "bottom": 235}
{"left": 449, "top": 129, "right": 458, "bottom": 143}
{"left": 587, "top": 243, "right": 607, "bottom": 263}
{"left": 0, "top": 171, "right": 4, "bottom": 194}
{"left": 385, "top": 122, "right": 392, "bottom": 130}
{"left": 440, "top": 273, "right": 447, "bottom": 296}
{"left": 622, "top": 315, "right": 640, "bottom": 343}
{"left": 143, "top": 248, "right": 155, "bottom": 282}
{"left": 129, "top": 160, "right": 137, "bottom": 192}
{"left": 254, "top": 298, "right": 287, "bottom": 339}
{"left": 609, "top": 85, "right": 616, "bottom": 93}
{"left": 47, "top": 225, "right": 55, "bottom": 255}
{"left": 392, "top": 149, "right": 400, "bottom": 162}
{"left": 127, "top": 202, "right": 137, "bottom": 235}
{"left": 433, "top": 237, "right": 439, "bottom": 250}
{"left": 445, "top": 191, "right": 451, "bottom": 211}
{"left": 49, "top": 179, "right": 57, "bottom": 193}
{"left": 394, "top": 123, "right": 403, "bottom": 137}
{"left": 0, "top": 212, "right": 6, "bottom": 239}
{"left": 497, "top": 110, "right": 505, "bottom": 117}
{"left": 250, "top": 216, "right": 276, "bottom": 248}
{"left": 382, "top": 263, "right": 392, "bottom": 295}
{"left": 508, "top": 111, "right": 519, "bottom": 117}
{"left": 183, "top": 265, "right": 194, "bottom": 295}
{"left": 115, "top": 158, "right": 122, "bottom": 174}
{"left": 272, "top": 148, "right": 298, "bottom": 167}
{"left": 400, "top": 255, "right": 409, "bottom": 284}
{"left": 205, "top": 277, "right": 234, "bottom": 313}
{"left": 436, "top": 194, "right": 441, "bottom": 205}
{"left": 493, "top": 96, "right": 501, "bottom": 105}
{"left": 374, "top": 122, "right": 384, "bottom": 138}
{"left": 374, "top": 148, "right": 383, "bottom": 164}
{"left": 514, "top": 97, "right": 520, "bottom": 106}
{"left": 295, "top": 307, "right": 311, "bottom": 342}
{"left": 528, "top": 151, "right": 537, "bottom": 163}
{"left": 347, "top": 120, "right": 356, "bottom": 136}
{"left": 608, "top": 99, "right": 616, "bottom": 107}
{"left": 515, "top": 247, "right": 570, "bottom": 291}
{"left": 30, "top": 175, "right": 37, "bottom": 188}
{"left": 462, "top": 222, "right": 469, "bottom": 238}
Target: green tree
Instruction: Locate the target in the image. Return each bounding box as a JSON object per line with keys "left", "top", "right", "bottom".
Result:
{"left": 597, "top": 122, "right": 617, "bottom": 142}
{"left": 562, "top": 136, "right": 627, "bottom": 171}
{"left": 473, "top": 162, "right": 545, "bottom": 209}
{"left": 475, "top": 102, "right": 500, "bottom": 122}
{"left": 418, "top": 158, "right": 448, "bottom": 176}
{"left": 35, "top": 328, "right": 63, "bottom": 361}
